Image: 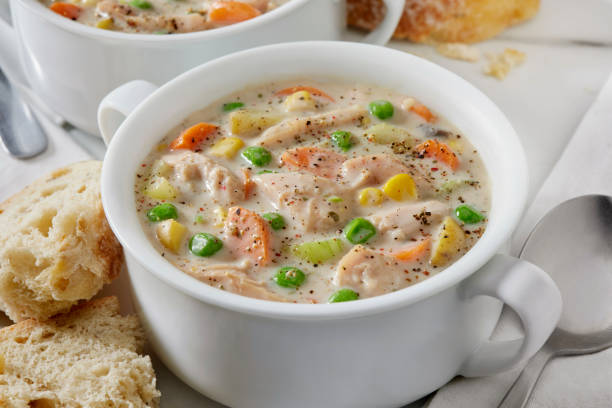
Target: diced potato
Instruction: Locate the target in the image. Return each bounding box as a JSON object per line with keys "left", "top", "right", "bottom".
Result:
{"left": 284, "top": 91, "right": 316, "bottom": 112}
{"left": 364, "top": 123, "right": 413, "bottom": 144}
{"left": 358, "top": 187, "right": 384, "bottom": 206}
{"left": 400, "top": 97, "right": 416, "bottom": 111}
{"left": 229, "top": 110, "right": 282, "bottom": 135}
{"left": 150, "top": 160, "right": 171, "bottom": 177}
{"left": 447, "top": 139, "right": 463, "bottom": 154}
{"left": 156, "top": 219, "right": 187, "bottom": 253}
{"left": 382, "top": 174, "right": 418, "bottom": 201}
{"left": 292, "top": 238, "right": 344, "bottom": 264}
{"left": 209, "top": 137, "right": 245, "bottom": 159}
{"left": 144, "top": 176, "right": 177, "bottom": 200}
{"left": 430, "top": 216, "right": 466, "bottom": 267}
{"left": 96, "top": 18, "right": 113, "bottom": 29}
{"left": 213, "top": 206, "right": 227, "bottom": 228}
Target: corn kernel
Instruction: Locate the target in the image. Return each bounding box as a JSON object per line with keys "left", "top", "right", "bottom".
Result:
{"left": 284, "top": 91, "right": 316, "bottom": 112}
{"left": 156, "top": 219, "right": 186, "bottom": 253}
{"left": 213, "top": 206, "right": 227, "bottom": 228}
{"left": 96, "top": 18, "right": 113, "bottom": 30}
{"left": 358, "top": 187, "right": 384, "bottom": 206}
{"left": 144, "top": 176, "right": 177, "bottom": 200}
{"left": 382, "top": 174, "right": 418, "bottom": 201}
{"left": 209, "top": 137, "right": 245, "bottom": 159}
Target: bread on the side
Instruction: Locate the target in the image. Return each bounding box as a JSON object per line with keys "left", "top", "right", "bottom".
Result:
{"left": 347, "top": 0, "right": 540, "bottom": 43}
{"left": 0, "top": 296, "right": 160, "bottom": 407}
{"left": 0, "top": 161, "right": 123, "bottom": 322}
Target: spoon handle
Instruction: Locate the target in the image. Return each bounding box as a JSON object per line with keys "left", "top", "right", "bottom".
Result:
{"left": 498, "top": 347, "right": 554, "bottom": 408}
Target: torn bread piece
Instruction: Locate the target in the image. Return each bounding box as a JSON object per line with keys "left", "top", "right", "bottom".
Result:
{"left": 0, "top": 296, "right": 160, "bottom": 407}
{"left": 0, "top": 161, "right": 123, "bottom": 322}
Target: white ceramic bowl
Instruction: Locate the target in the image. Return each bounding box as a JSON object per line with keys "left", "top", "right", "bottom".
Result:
{"left": 0, "top": 0, "right": 403, "bottom": 135}
{"left": 99, "top": 42, "right": 561, "bottom": 408}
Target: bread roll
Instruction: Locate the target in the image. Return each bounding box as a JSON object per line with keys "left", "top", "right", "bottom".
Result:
{"left": 347, "top": 0, "right": 540, "bottom": 43}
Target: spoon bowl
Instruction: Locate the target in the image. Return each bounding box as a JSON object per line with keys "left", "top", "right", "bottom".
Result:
{"left": 500, "top": 194, "right": 612, "bottom": 408}
{"left": 521, "top": 194, "right": 612, "bottom": 334}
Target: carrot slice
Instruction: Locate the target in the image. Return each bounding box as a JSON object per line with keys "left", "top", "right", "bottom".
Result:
{"left": 280, "top": 147, "right": 345, "bottom": 179}
{"left": 169, "top": 122, "right": 218, "bottom": 151}
{"left": 414, "top": 139, "right": 459, "bottom": 171}
{"left": 242, "top": 168, "right": 254, "bottom": 200}
{"left": 225, "top": 207, "right": 272, "bottom": 266}
{"left": 275, "top": 86, "right": 335, "bottom": 102}
{"left": 50, "top": 2, "right": 81, "bottom": 20}
{"left": 393, "top": 238, "right": 431, "bottom": 262}
{"left": 410, "top": 103, "right": 437, "bottom": 123}
{"left": 208, "top": 1, "right": 261, "bottom": 25}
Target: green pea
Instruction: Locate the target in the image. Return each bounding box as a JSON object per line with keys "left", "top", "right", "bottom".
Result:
{"left": 329, "top": 288, "right": 359, "bottom": 303}
{"left": 262, "top": 212, "right": 285, "bottom": 230}
{"left": 146, "top": 203, "right": 178, "bottom": 222}
{"left": 455, "top": 204, "right": 485, "bottom": 224}
{"left": 327, "top": 196, "right": 343, "bottom": 203}
{"left": 368, "top": 100, "right": 394, "bottom": 120}
{"left": 241, "top": 146, "right": 271, "bottom": 167}
{"left": 274, "top": 267, "right": 306, "bottom": 288}
{"left": 189, "top": 233, "right": 223, "bottom": 257}
{"left": 331, "top": 130, "right": 353, "bottom": 152}
{"left": 344, "top": 217, "right": 376, "bottom": 244}
{"left": 223, "top": 102, "right": 244, "bottom": 112}
{"left": 129, "top": 0, "right": 152, "bottom": 9}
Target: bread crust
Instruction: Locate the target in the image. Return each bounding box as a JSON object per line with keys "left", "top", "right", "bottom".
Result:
{"left": 0, "top": 161, "right": 123, "bottom": 322}
{"left": 346, "top": 0, "right": 540, "bottom": 43}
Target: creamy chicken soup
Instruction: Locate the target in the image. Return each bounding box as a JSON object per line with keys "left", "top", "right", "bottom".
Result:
{"left": 135, "top": 81, "right": 491, "bottom": 304}
{"left": 42, "top": 0, "right": 287, "bottom": 34}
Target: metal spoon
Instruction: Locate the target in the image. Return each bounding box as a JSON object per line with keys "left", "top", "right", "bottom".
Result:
{"left": 499, "top": 194, "right": 612, "bottom": 408}
{"left": 0, "top": 68, "right": 47, "bottom": 158}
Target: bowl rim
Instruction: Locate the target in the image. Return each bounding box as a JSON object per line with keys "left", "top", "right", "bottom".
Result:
{"left": 13, "top": 0, "right": 308, "bottom": 43}
{"left": 101, "top": 41, "right": 528, "bottom": 320}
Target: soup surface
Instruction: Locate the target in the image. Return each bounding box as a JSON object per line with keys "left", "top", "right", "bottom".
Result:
{"left": 42, "top": 0, "right": 287, "bottom": 34}
{"left": 135, "top": 80, "right": 491, "bottom": 304}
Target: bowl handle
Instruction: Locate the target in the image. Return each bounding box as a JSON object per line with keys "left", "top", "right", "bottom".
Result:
{"left": 360, "top": 0, "right": 404, "bottom": 45}
{"left": 458, "top": 254, "right": 561, "bottom": 377}
{"left": 97, "top": 80, "right": 158, "bottom": 146}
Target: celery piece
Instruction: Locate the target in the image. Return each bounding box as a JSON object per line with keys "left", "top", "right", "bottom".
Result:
{"left": 292, "top": 238, "right": 344, "bottom": 264}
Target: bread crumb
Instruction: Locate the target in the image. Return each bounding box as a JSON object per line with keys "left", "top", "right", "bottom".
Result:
{"left": 436, "top": 43, "right": 480, "bottom": 62}
{"left": 484, "top": 48, "right": 526, "bottom": 80}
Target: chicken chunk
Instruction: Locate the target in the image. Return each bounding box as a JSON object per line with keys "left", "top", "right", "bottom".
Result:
{"left": 341, "top": 153, "right": 433, "bottom": 193}
{"left": 96, "top": 0, "right": 213, "bottom": 33}
{"left": 253, "top": 172, "right": 352, "bottom": 232}
{"left": 367, "top": 200, "right": 449, "bottom": 240}
{"left": 162, "top": 151, "right": 243, "bottom": 205}
{"left": 254, "top": 105, "right": 367, "bottom": 147}
{"left": 186, "top": 265, "right": 285, "bottom": 302}
{"left": 333, "top": 246, "right": 418, "bottom": 298}
{"left": 280, "top": 147, "right": 345, "bottom": 179}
